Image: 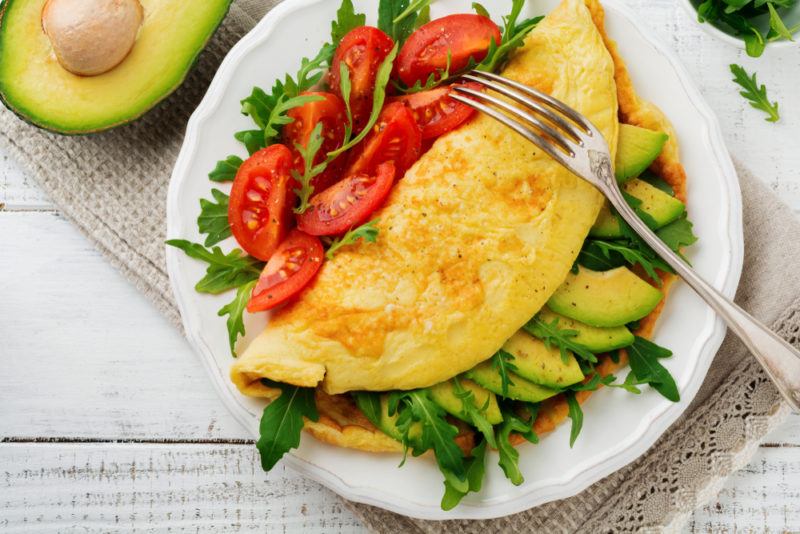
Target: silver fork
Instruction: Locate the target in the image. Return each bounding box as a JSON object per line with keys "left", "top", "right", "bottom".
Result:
{"left": 452, "top": 70, "right": 800, "bottom": 412}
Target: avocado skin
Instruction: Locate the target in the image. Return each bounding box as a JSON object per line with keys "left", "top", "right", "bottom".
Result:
{"left": 591, "top": 178, "right": 685, "bottom": 238}
{"left": 615, "top": 123, "right": 669, "bottom": 182}
{"left": 500, "top": 330, "right": 584, "bottom": 389}
{"left": 533, "top": 307, "right": 635, "bottom": 353}
{"left": 0, "top": 0, "right": 233, "bottom": 135}
{"left": 466, "top": 361, "right": 559, "bottom": 403}
{"left": 429, "top": 379, "right": 503, "bottom": 425}
{"left": 547, "top": 266, "right": 663, "bottom": 328}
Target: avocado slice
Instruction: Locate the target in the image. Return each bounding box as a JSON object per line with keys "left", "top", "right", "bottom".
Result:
{"left": 0, "top": 0, "right": 232, "bottom": 133}
{"left": 615, "top": 124, "right": 669, "bottom": 182}
{"left": 533, "top": 307, "right": 635, "bottom": 352}
{"left": 547, "top": 266, "right": 663, "bottom": 328}
{"left": 590, "top": 178, "right": 686, "bottom": 238}
{"left": 429, "top": 379, "right": 503, "bottom": 425}
{"left": 500, "top": 331, "right": 584, "bottom": 389}
{"left": 466, "top": 361, "right": 559, "bottom": 402}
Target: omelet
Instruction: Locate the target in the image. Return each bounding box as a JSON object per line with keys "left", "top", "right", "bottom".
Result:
{"left": 231, "top": 0, "right": 618, "bottom": 399}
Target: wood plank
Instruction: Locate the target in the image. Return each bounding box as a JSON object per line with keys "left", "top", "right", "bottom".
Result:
{"left": 0, "top": 442, "right": 366, "bottom": 533}
{"left": 0, "top": 211, "right": 248, "bottom": 440}
{"left": 687, "top": 446, "right": 800, "bottom": 532}
{"left": 0, "top": 147, "right": 52, "bottom": 210}
{"left": 762, "top": 412, "right": 800, "bottom": 446}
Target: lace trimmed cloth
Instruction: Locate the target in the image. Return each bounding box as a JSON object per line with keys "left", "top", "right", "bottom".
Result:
{"left": 0, "top": 1, "right": 794, "bottom": 531}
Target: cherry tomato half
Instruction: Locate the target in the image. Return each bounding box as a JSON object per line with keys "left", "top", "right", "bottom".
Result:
{"left": 229, "top": 145, "right": 295, "bottom": 261}
{"left": 396, "top": 14, "right": 501, "bottom": 87}
{"left": 297, "top": 162, "right": 395, "bottom": 236}
{"left": 283, "top": 91, "right": 348, "bottom": 192}
{"left": 344, "top": 102, "right": 422, "bottom": 177}
{"left": 330, "top": 26, "right": 395, "bottom": 133}
{"left": 247, "top": 229, "right": 324, "bottom": 312}
{"left": 393, "top": 82, "right": 481, "bottom": 140}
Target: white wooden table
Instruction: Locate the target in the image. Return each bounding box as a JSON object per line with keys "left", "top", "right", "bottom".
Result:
{"left": 2, "top": 1, "right": 799, "bottom": 531}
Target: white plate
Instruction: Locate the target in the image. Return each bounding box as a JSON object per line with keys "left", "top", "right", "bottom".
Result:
{"left": 166, "top": 0, "right": 743, "bottom": 520}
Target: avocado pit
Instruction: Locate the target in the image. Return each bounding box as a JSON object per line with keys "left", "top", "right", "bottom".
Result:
{"left": 42, "top": 0, "right": 143, "bottom": 76}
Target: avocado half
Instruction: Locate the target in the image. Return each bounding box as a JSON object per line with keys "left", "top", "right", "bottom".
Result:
{"left": 0, "top": 0, "right": 232, "bottom": 134}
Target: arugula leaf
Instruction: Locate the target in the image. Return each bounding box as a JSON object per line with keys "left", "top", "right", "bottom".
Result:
{"left": 451, "top": 377, "right": 497, "bottom": 448}
{"left": 730, "top": 64, "right": 780, "bottom": 122}
{"left": 325, "top": 219, "right": 380, "bottom": 260}
{"left": 568, "top": 372, "right": 643, "bottom": 395}
{"left": 209, "top": 155, "right": 243, "bottom": 182}
{"left": 767, "top": 2, "right": 795, "bottom": 40}
{"left": 330, "top": 0, "right": 366, "bottom": 45}
{"left": 626, "top": 336, "right": 680, "bottom": 402}
{"left": 197, "top": 189, "right": 231, "bottom": 247}
{"left": 166, "top": 240, "right": 263, "bottom": 294}
{"left": 234, "top": 129, "right": 266, "bottom": 156}
{"left": 352, "top": 392, "right": 382, "bottom": 426}
{"left": 491, "top": 349, "right": 518, "bottom": 397}
{"left": 441, "top": 440, "right": 487, "bottom": 511}
{"left": 395, "top": 390, "right": 467, "bottom": 482}
{"left": 257, "top": 379, "right": 319, "bottom": 471}
{"left": 378, "top": 0, "right": 428, "bottom": 43}
{"left": 565, "top": 391, "right": 583, "bottom": 448}
{"left": 657, "top": 215, "right": 698, "bottom": 253}
{"left": 291, "top": 122, "right": 326, "bottom": 214}
{"left": 495, "top": 410, "right": 538, "bottom": 485}
{"left": 476, "top": 0, "right": 542, "bottom": 73}
{"left": 218, "top": 280, "right": 257, "bottom": 355}
{"left": 414, "top": 3, "right": 431, "bottom": 28}
{"left": 472, "top": 2, "right": 491, "bottom": 17}
{"left": 328, "top": 44, "right": 400, "bottom": 158}
{"left": 579, "top": 240, "right": 664, "bottom": 286}
{"left": 524, "top": 316, "right": 597, "bottom": 364}
{"left": 617, "top": 216, "right": 677, "bottom": 272}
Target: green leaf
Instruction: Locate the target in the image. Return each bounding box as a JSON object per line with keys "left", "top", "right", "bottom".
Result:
{"left": 626, "top": 336, "right": 680, "bottom": 402}
{"left": 565, "top": 392, "right": 583, "bottom": 448}
{"left": 328, "top": 44, "right": 400, "bottom": 158}
{"left": 495, "top": 410, "right": 537, "bottom": 485}
{"left": 524, "top": 316, "right": 598, "bottom": 364}
{"left": 491, "top": 349, "right": 518, "bottom": 397}
{"left": 451, "top": 377, "right": 497, "bottom": 448}
{"left": 393, "top": 0, "right": 432, "bottom": 25}
{"left": 325, "top": 219, "right": 380, "bottom": 260}
{"left": 579, "top": 240, "right": 664, "bottom": 286}
{"left": 218, "top": 280, "right": 257, "bottom": 355}
{"left": 234, "top": 129, "right": 266, "bottom": 155}
{"left": 656, "top": 215, "right": 698, "bottom": 253}
{"left": 292, "top": 122, "right": 326, "bottom": 214}
{"left": 352, "top": 392, "right": 382, "bottom": 427}
{"left": 166, "top": 240, "right": 263, "bottom": 295}
{"left": 378, "top": 0, "right": 428, "bottom": 43}
{"left": 472, "top": 2, "right": 491, "bottom": 17}
{"left": 767, "top": 2, "right": 795, "bottom": 40}
{"left": 730, "top": 64, "right": 780, "bottom": 122}
{"left": 209, "top": 155, "right": 243, "bottom": 182}
{"left": 441, "top": 440, "right": 487, "bottom": 511}
{"left": 197, "top": 189, "right": 231, "bottom": 247}
{"left": 414, "top": 3, "right": 431, "bottom": 28}
{"left": 331, "top": 0, "right": 366, "bottom": 45}
{"left": 264, "top": 93, "right": 325, "bottom": 143}
{"left": 257, "top": 380, "right": 319, "bottom": 471}
{"left": 476, "top": 0, "right": 543, "bottom": 73}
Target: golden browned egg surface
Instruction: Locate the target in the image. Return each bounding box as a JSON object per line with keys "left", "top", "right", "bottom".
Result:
{"left": 231, "top": 0, "right": 619, "bottom": 398}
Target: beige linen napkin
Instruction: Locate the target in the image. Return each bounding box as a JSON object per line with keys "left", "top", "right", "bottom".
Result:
{"left": 0, "top": 1, "right": 795, "bottom": 531}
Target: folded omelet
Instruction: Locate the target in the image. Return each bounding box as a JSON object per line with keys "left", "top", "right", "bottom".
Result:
{"left": 232, "top": 0, "right": 687, "bottom": 453}
{"left": 232, "top": 0, "right": 617, "bottom": 398}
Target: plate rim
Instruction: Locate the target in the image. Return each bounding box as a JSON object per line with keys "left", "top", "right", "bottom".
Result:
{"left": 165, "top": 0, "right": 744, "bottom": 520}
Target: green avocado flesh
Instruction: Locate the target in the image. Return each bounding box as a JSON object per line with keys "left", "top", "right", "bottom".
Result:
{"left": 429, "top": 379, "right": 503, "bottom": 425}
{"left": 466, "top": 361, "right": 560, "bottom": 403}
{"left": 547, "top": 266, "right": 663, "bottom": 328}
{"left": 590, "top": 178, "right": 686, "bottom": 238}
{"left": 0, "top": 0, "right": 231, "bottom": 133}
{"left": 615, "top": 124, "right": 669, "bottom": 182}
{"left": 533, "top": 307, "right": 635, "bottom": 353}
{"left": 500, "top": 331, "right": 584, "bottom": 389}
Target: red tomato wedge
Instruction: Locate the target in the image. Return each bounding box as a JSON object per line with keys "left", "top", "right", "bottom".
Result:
{"left": 330, "top": 26, "right": 395, "bottom": 133}
{"left": 297, "top": 162, "right": 395, "bottom": 236}
{"left": 283, "top": 91, "right": 348, "bottom": 192}
{"left": 229, "top": 145, "right": 295, "bottom": 261}
{"left": 396, "top": 14, "right": 501, "bottom": 87}
{"left": 344, "top": 102, "right": 422, "bottom": 177}
{"left": 247, "top": 230, "right": 324, "bottom": 312}
{"left": 393, "top": 82, "right": 480, "bottom": 140}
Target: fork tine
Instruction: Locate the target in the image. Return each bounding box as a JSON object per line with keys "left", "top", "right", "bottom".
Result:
{"left": 452, "top": 86, "right": 580, "bottom": 157}
{"left": 466, "top": 70, "right": 593, "bottom": 135}
{"left": 450, "top": 93, "right": 578, "bottom": 173}
{"left": 461, "top": 73, "right": 585, "bottom": 143}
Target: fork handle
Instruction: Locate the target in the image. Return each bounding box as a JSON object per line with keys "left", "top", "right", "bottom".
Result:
{"left": 604, "top": 175, "right": 800, "bottom": 412}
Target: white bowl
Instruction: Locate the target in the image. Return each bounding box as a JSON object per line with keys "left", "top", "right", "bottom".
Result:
{"left": 679, "top": 0, "right": 800, "bottom": 50}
